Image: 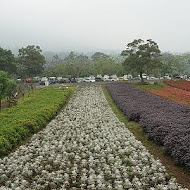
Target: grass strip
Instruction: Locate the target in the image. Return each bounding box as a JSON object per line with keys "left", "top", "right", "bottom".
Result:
{"left": 0, "top": 87, "right": 75, "bottom": 157}
{"left": 102, "top": 85, "right": 190, "bottom": 189}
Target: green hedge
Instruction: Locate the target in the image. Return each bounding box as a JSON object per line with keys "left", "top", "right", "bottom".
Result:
{"left": 0, "top": 87, "right": 74, "bottom": 156}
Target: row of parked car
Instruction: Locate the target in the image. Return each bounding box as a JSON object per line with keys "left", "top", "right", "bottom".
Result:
{"left": 23, "top": 75, "right": 134, "bottom": 85}
{"left": 23, "top": 74, "right": 188, "bottom": 85}
{"left": 36, "top": 75, "right": 119, "bottom": 85}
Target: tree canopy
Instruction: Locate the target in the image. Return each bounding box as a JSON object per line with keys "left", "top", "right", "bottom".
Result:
{"left": 0, "top": 47, "right": 16, "bottom": 74}
{"left": 17, "top": 45, "right": 46, "bottom": 78}
{"left": 44, "top": 51, "right": 124, "bottom": 77}
{"left": 121, "top": 39, "right": 161, "bottom": 82}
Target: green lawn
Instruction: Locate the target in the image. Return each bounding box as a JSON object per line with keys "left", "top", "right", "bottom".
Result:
{"left": 132, "top": 81, "right": 166, "bottom": 91}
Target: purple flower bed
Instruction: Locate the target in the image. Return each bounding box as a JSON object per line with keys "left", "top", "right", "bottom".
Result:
{"left": 106, "top": 82, "right": 190, "bottom": 169}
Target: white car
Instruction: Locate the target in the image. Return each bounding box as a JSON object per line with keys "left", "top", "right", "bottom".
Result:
{"left": 103, "top": 75, "right": 110, "bottom": 81}
{"left": 110, "top": 78, "right": 118, "bottom": 82}
{"left": 84, "top": 78, "right": 95, "bottom": 82}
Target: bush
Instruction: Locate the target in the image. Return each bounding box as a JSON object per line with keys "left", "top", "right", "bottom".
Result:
{"left": 0, "top": 87, "right": 74, "bottom": 156}
{"left": 106, "top": 82, "right": 190, "bottom": 169}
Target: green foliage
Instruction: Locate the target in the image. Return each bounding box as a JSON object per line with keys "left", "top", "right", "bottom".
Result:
{"left": 133, "top": 82, "right": 165, "bottom": 91}
{"left": 121, "top": 39, "right": 161, "bottom": 82}
{"left": 160, "top": 52, "right": 190, "bottom": 76}
{"left": 92, "top": 52, "right": 124, "bottom": 76}
{"left": 0, "top": 71, "right": 18, "bottom": 109}
{"left": 0, "top": 87, "right": 74, "bottom": 156}
{"left": 0, "top": 71, "right": 10, "bottom": 109}
{"left": 17, "top": 45, "right": 46, "bottom": 78}
{"left": 44, "top": 51, "right": 125, "bottom": 77}
{"left": 6, "top": 79, "right": 17, "bottom": 106}
{"left": 0, "top": 47, "right": 16, "bottom": 74}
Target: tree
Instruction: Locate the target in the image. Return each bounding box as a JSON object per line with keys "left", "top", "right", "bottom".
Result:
{"left": 64, "top": 53, "right": 92, "bottom": 77}
{"left": 91, "top": 52, "right": 124, "bottom": 76}
{"left": 91, "top": 52, "right": 110, "bottom": 62}
{"left": 0, "top": 47, "right": 16, "bottom": 74}
{"left": 172, "top": 54, "right": 190, "bottom": 76}
{"left": 0, "top": 71, "right": 9, "bottom": 110}
{"left": 160, "top": 52, "right": 175, "bottom": 76}
{"left": 121, "top": 39, "right": 161, "bottom": 83}
{"left": 17, "top": 45, "right": 46, "bottom": 78}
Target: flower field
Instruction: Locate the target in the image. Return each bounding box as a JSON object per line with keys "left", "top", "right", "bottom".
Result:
{"left": 142, "top": 85, "right": 190, "bottom": 106}
{"left": 164, "top": 80, "right": 190, "bottom": 91}
{"left": 0, "top": 85, "right": 186, "bottom": 189}
{"left": 106, "top": 83, "right": 190, "bottom": 170}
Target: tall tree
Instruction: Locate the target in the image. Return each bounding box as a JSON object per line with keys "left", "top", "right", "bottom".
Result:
{"left": 121, "top": 39, "right": 161, "bottom": 82}
{"left": 17, "top": 45, "right": 46, "bottom": 78}
{"left": 91, "top": 52, "right": 121, "bottom": 76}
{"left": 172, "top": 54, "right": 190, "bottom": 76}
{"left": 91, "top": 52, "right": 110, "bottom": 62}
{"left": 0, "top": 47, "right": 16, "bottom": 74}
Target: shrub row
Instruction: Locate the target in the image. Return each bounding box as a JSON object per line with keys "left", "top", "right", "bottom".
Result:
{"left": 106, "top": 82, "right": 190, "bottom": 169}
{"left": 164, "top": 79, "right": 190, "bottom": 91}
{"left": 0, "top": 87, "right": 74, "bottom": 156}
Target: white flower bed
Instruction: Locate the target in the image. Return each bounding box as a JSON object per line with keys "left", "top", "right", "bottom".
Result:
{"left": 0, "top": 85, "right": 187, "bottom": 190}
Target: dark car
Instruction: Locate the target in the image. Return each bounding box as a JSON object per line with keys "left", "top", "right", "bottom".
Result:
{"left": 174, "top": 76, "right": 182, "bottom": 79}
{"left": 59, "top": 78, "right": 70, "bottom": 83}
{"left": 95, "top": 77, "right": 104, "bottom": 82}
{"left": 70, "top": 78, "right": 76, "bottom": 83}
{"left": 39, "top": 80, "right": 45, "bottom": 85}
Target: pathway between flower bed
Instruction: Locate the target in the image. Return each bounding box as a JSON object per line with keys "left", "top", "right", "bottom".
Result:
{"left": 0, "top": 85, "right": 187, "bottom": 189}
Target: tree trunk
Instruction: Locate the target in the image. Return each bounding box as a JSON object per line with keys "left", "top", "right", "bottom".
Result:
{"left": 140, "top": 71, "right": 144, "bottom": 83}
{"left": 0, "top": 99, "right": 1, "bottom": 111}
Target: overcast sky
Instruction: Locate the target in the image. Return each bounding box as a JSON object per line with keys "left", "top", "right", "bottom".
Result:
{"left": 1, "top": 0, "right": 190, "bottom": 53}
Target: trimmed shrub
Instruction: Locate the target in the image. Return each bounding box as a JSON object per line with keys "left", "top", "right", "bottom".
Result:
{"left": 0, "top": 87, "right": 74, "bottom": 156}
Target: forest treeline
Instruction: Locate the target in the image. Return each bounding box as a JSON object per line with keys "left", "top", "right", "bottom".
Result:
{"left": 0, "top": 42, "right": 190, "bottom": 80}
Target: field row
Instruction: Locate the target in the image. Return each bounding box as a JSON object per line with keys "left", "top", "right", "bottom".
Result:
{"left": 0, "top": 85, "right": 186, "bottom": 189}
{"left": 164, "top": 80, "right": 190, "bottom": 91}
{"left": 0, "top": 87, "right": 74, "bottom": 156}
{"left": 136, "top": 82, "right": 190, "bottom": 106}
{"left": 106, "top": 83, "right": 190, "bottom": 170}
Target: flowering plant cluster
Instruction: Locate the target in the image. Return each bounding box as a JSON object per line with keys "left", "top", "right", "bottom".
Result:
{"left": 106, "top": 83, "right": 190, "bottom": 170}
{"left": 164, "top": 79, "right": 190, "bottom": 91}
{"left": 0, "top": 85, "right": 186, "bottom": 189}
{"left": 147, "top": 85, "right": 190, "bottom": 106}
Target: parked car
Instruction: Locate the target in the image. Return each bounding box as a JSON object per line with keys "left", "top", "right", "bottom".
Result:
{"left": 174, "top": 76, "right": 183, "bottom": 79}
{"left": 118, "top": 77, "right": 128, "bottom": 81}
{"left": 95, "top": 77, "right": 104, "bottom": 82}
{"left": 110, "top": 75, "right": 118, "bottom": 81}
{"left": 147, "top": 76, "right": 159, "bottom": 80}
{"left": 57, "top": 77, "right": 70, "bottom": 83}
{"left": 48, "top": 77, "right": 57, "bottom": 84}
{"left": 70, "top": 78, "right": 77, "bottom": 83}
{"left": 84, "top": 78, "right": 95, "bottom": 82}
{"left": 25, "top": 78, "right": 32, "bottom": 83}
{"left": 89, "top": 75, "right": 95, "bottom": 80}
{"left": 57, "top": 77, "right": 63, "bottom": 83}
{"left": 39, "top": 77, "right": 48, "bottom": 85}
{"left": 76, "top": 78, "right": 85, "bottom": 83}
